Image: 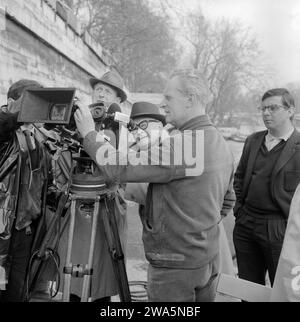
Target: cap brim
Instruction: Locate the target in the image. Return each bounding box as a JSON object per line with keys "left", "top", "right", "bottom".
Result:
{"left": 89, "top": 78, "right": 127, "bottom": 103}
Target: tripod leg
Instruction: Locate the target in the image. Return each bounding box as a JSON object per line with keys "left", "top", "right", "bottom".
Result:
{"left": 81, "top": 198, "right": 100, "bottom": 302}
{"left": 26, "top": 193, "right": 70, "bottom": 298}
{"left": 62, "top": 197, "right": 76, "bottom": 302}
{"left": 102, "top": 198, "right": 131, "bottom": 302}
{"left": 28, "top": 209, "right": 70, "bottom": 295}
{"left": 110, "top": 213, "right": 131, "bottom": 302}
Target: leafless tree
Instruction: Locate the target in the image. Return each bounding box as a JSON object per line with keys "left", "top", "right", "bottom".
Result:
{"left": 147, "top": 2, "right": 274, "bottom": 124}
{"left": 66, "top": 1, "right": 273, "bottom": 120}
{"left": 66, "top": 0, "right": 177, "bottom": 92}
{"left": 179, "top": 9, "right": 273, "bottom": 124}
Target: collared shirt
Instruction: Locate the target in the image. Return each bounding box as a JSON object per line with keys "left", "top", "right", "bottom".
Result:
{"left": 265, "top": 127, "right": 294, "bottom": 151}
{"left": 20, "top": 124, "right": 36, "bottom": 150}
{"left": 20, "top": 124, "right": 35, "bottom": 135}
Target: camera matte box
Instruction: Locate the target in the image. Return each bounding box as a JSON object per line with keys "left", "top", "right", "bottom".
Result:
{"left": 18, "top": 87, "right": 76, "bottom": 124}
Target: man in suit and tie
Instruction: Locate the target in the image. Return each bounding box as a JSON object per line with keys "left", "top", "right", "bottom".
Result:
{"left": 233, "top": 88, "right": 300, "bottom": 286}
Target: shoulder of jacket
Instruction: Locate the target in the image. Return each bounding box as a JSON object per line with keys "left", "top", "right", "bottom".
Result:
{"left": 293, "top": 128, "right": 300, "bottom": 139}
{"left": 246, "top": 130, "right": 267, "bottom": 142}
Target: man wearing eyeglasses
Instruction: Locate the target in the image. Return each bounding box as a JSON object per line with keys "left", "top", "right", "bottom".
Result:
{"left": 129, "top": 101, "right": 167, "bottom": 152}
{"left": 233, "top": 88, "right": 300, "bottom": 287}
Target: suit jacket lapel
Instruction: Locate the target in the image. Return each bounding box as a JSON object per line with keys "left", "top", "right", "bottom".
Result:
{"left": 271, "top": 130, "right": 300, "bottom": 181}
{"left": 242, "top": 131, "right": 266, "bottom": 200}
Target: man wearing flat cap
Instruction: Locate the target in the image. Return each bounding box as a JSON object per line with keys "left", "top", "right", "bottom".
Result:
{"left": 89, "top": 70, "right": 127, "bottom": 105}
{"left": 57, "top": 70, "right": 128, "bottom": 303}
{"left": 0, "top": 79, "right": 51, "bottom": 302}
{"left": 90, "top": 70, "right": 127, "bottom": 147}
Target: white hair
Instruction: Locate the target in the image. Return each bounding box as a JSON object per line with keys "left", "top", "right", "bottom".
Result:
{"left": 171, "top": 69, "right": 212, "bottom": 107}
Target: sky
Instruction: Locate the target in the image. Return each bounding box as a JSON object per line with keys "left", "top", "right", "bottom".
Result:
{"left": 164, "top": 0, "right": 300, "bottom": 86}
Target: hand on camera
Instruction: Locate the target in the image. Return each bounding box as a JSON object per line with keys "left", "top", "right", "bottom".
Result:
{"left": 74, "top": 101, "right": 95, "bottom": 138}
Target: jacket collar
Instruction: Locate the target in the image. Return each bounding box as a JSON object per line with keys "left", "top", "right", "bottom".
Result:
{"left": 271, "top": 129, "right": 300, "bottom": 179}
{"left": 247, "top": 129, "right": 300, "bottom": 174}
{"left": 179, "top": 115, "right": 213, "bottom": 131}
{"left": 266, "top": 127, "right": 295, "bottom": 142}
{"left": 242, "top": 129, "right": 300, "bottom": 201}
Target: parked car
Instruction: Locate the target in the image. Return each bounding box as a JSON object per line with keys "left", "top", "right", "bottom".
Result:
{"left": 230, "top": 132, "right": 247, "bottom": 142}
{"left": 218, "top": 127, "right": 238, "bottom": 140}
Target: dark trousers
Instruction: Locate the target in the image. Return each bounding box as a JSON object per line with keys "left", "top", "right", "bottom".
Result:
{"left": 0, "top": 224, "right": 36, "bottom": 302}
{"left": 233, "top": 208, "right": 287, "bottom": 286}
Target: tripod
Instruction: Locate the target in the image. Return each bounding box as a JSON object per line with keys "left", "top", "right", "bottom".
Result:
{"left": 26, "top": 152, "right": 131, "bottom": 302}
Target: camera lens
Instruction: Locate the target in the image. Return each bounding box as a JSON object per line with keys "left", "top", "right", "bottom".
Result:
{"left": 89, "top": 102, "right": 106, "bottom": 122}
{"left": 91, "top": 106, "right": 105, "bottom": 119}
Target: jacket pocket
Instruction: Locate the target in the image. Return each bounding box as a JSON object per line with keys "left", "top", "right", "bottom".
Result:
{"left": 234, "top": 208, "right": 246, "bottom": 225}
{"left": 143, "top": 184, "right": 164, "bottom": 234}
{"left": 233, "top": 201, "right": 243, "bottom": 218}
{"left": 0, "top": 193, "right": 16, "bottom": 238}
{"left": 284, "top": 171, "right": 300, "bottom": 192}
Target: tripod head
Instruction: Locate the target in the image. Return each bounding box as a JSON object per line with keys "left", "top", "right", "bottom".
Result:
{"left": 69, "top": 149, "right": 109, "bottom": 197}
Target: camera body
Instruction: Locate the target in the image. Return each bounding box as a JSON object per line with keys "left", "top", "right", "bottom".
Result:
{"left": 17, "top": 87, "right": 137, "bottom": 154}
{"left": 17, "top": 88, "right": 123, "bottom": 126}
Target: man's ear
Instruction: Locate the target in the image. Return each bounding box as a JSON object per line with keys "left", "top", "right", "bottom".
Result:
{"left": 186, "top": 94, "right": 194, "bottom": 109}
{"left": 7, "top": 98, "right": 16, "bottom": 113}
{"left": 7, "top": 97, "right": 14, "bottom": 106}
{"left": 288, "top": 106, "right": 295, "bottom": 119}
{"left": 8, "top": 96, "right": 23, "bottom": 113}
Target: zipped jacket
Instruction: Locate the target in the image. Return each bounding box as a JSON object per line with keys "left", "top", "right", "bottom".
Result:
{"left": 84, "top": 115, "right": 235, "bottom": 268}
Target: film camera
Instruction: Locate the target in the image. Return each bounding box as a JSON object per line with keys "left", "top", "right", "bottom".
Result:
{"left": 18, "top": 87, "right": 131, "bottom": 302}
{"left": 17, "top": 87, "right": 136, "bottom": 133}
{"left": 17, "top": 87, "right": 138, "bottom": 153}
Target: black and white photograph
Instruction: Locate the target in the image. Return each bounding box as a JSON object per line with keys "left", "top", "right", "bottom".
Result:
{"left": 0, "top": 0, "right": 300, "bottom": 312}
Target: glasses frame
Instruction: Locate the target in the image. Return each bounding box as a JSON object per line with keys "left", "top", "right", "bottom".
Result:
{"left": 134, "top": 120, "right": 161, "bottom": 131}
{"left": 257, "top": 104, "right": 289, "bottom": 114}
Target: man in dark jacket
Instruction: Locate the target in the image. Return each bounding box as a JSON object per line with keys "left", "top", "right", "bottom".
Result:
{"left": 233, "top": 88, "right": 300, "bottom": 286}
{"left": 0, "top": 79, "right": 50, "bottom": 302}
{"left": 74, "top": 68, "right": 235, "bottom": 302}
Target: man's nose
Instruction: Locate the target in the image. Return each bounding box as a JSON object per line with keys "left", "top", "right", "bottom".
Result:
{"left": 97, "top": 93, "right": 105, "bottom": 100}
{"left": 262, "top": 108, "right": 271, "bottom": 116}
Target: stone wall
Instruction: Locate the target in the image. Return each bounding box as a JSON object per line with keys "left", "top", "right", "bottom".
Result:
{"left": 0, "top": 0, "right": 130, "bottom": 112}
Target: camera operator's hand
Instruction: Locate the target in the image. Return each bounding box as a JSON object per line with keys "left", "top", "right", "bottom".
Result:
{"left": 74, "top": 101, "right": 95, "bottom": 138}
